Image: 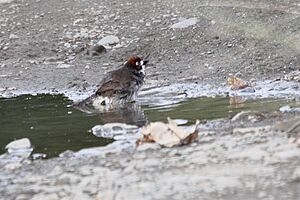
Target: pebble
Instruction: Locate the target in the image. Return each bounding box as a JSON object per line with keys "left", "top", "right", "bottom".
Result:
{"left": 9, "top": 33, "right": 19, "bottom": 39}
{"left": 32, "top": 153, "right": 47, "bottom": 160}
{"left": 5, "top": 138, "right": 33, "bottom": 158}
{"left": 170, "top": 18, "right": 198, "bottom": 29}
{"left": 279, "top": 105, "right": 300, "bottom": 113}
{"left": 56, "top": 64, "right": 72, "bottom": 69}
{"left": 5, "top": 138, "right": 31, "bottom": 150}
{"left": 97, "top": 35, "right": 119, "bottom": 46}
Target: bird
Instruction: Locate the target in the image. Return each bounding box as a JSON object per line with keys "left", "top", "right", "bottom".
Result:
{"left": 74, "top": 55, "right": 149, "bottom": 110}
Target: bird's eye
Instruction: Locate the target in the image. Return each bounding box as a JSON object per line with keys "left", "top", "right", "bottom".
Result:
{"left": 136, "top": 61, "right": 140, "bottom": 66}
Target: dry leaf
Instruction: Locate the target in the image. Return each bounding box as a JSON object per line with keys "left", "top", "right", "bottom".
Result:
{"left": 137, "top": 118, "right": 200, "bottom": 147}
{"left": 227, "top": 74, "right": 250, "bottom": 90}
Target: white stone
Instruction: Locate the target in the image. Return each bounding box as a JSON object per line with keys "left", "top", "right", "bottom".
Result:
{"left": 5, "top": 138, "right": 31, "bottom": 150}
{"left": 9, "top": 33, "right": 19, "bottom": 39}
{"left": 170, "top": 18, "right": 198, "bottom": 29}
{"left": 0, "top": 0, "right": 13, "bottom": 4}
{"left": 97, "top": 35, "right": 119, "bottom": 46}
{"left": 56, "top": 64, "right": 72, "bottom": 69}
{"left": 5, "top": 138, "right": 32, "bottom": 157}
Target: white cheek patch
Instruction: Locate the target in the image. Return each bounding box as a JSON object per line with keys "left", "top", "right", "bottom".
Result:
{"left": 140, "top": 60, "right": 144, "bottom": 65}
{"left": 141, "top": 65, "right": 145, "bottom": 75}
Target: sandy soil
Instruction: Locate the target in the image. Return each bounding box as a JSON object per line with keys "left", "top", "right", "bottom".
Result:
{"left": 0, "top": 0, "right": 300, "bottom": 199}
{"left": 0, "top": 0, "right": 299, "bottom": 95}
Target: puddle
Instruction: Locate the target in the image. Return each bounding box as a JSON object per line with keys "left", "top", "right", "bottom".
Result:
{"left": 0, "top": 94, "right": 299, "bottom": 158}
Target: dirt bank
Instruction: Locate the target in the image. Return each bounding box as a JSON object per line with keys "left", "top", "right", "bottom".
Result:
{"left": 0, "top": 0, "right": 299, "bottom": 97}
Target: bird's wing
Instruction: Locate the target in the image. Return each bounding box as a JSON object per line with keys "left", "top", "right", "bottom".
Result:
{"left": 96, "top": 69, "right": 132, "bottom": 97}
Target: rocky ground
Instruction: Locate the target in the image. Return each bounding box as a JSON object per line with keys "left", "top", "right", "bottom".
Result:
{"left": 0, "top": 0, "right": 299, "bottom": 96}
{"left": 1, "top": 112, "right": 300, "bottom": 200}
{"left": 0, "top": 0, "right": 300, "bottom": 199}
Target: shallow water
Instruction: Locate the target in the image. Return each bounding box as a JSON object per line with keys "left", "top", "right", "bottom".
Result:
{"left": 0, "top": 94, "right": 298, "bottom": 158}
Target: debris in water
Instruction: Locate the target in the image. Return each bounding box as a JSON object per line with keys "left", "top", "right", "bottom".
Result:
{"left": 173, "top": 119, "right": 189, "bottom": 125}
{"left": 227, "top": 74, "right": 253, "bottom": 90}
{"left": 92, "top": 123, "right": 138, "bottom": 139}
{"left": 5, "top": 138, "right": 33, "bottom": 158}
{"left": 231, "top": 111, "right": 266, "bottom": 123}
{"left": 32, "top": 153, "right": 47, "bottom": 160}
{"left": 137, "top": 118, "right": 199, "bottom": 147}
{"left": 280, "top": 105, "right": 300, "bottom": 113}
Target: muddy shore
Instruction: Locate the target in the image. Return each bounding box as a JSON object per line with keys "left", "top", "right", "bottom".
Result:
{"left": 1, "top": 0, "right": 300, "bottom": 199}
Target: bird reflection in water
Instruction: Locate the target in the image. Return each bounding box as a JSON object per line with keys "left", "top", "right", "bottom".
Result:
{"left": 73, "top": 102, "right": 147, "bottom": 127}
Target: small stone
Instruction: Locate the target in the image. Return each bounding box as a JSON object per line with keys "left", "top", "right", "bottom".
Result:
{"left": 6, "top": 138, "right": 31, "bottom": 150}
{"left": 73, "top": 19, "right": 83, "bottom": 25}
{"left": 114, "top": 44, "right": 123, "bottom": 49}
{"left": 97, "top": 35, "right": 119, "bottom": 46}
{"left": 87, "top": 44, "right": 106, "bottom": 56}
{"left": 170, "top": 18, "right": 198, "bottom": 29}
{"left": 64, "top": 42, "right": 71, "bottom": 48}
{"left": 32, "top": 153, "right": 47, "bottom": 160}
{"left": 9, "top": 33, "right": 19, "bottom": 39}
{"left": 56, "top": 64, "right": 72, "bottom": 69}
{"left": 5, "top": 138, "right": 33, "bottom": 158}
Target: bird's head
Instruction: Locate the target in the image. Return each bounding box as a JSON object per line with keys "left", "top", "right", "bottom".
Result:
{"left": 126, "top": 55, "right": 149, "bottom": 72}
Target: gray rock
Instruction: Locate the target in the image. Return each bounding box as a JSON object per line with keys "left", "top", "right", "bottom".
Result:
{"left": 97, "top": 35, "right": 119, "bottom": 46}
{"left": 5, "top": 138, "right": 33, "bottom": 158}
{"left": 170, "top": 18, "right": 198, "bottom": 29}
{"left": 5, "top": 138, "right": 31, "bottom": 150}
{"left": 9, "top": 33, "right": 19, "bottom": 39}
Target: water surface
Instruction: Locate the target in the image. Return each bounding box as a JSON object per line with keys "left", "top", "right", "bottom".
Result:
{"left": 0, "top": 94, "right": 297, "bottom": 158}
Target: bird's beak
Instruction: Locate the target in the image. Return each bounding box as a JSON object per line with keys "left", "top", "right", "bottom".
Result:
{"left": 142, "top": 60, "right": 149, "bottom": 65}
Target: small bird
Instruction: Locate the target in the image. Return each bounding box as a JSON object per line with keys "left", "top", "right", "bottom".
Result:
{"left": 75, "top": 55, "right": 149, "bottom": 109}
